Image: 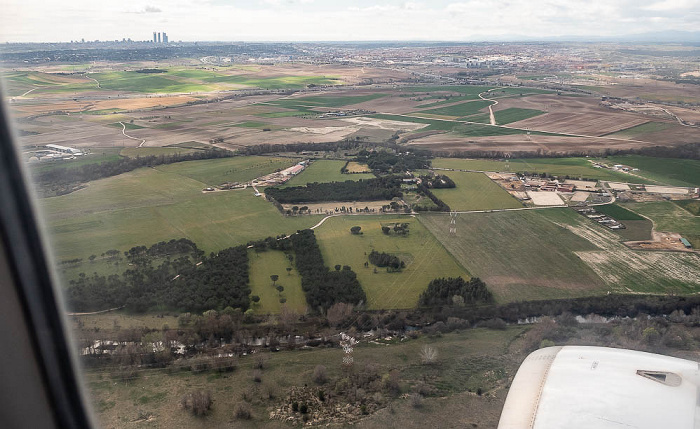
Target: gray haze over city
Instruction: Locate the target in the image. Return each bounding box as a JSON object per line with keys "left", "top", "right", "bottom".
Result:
{"left": 2, "top": 0, "right": 700, "bottom": 43}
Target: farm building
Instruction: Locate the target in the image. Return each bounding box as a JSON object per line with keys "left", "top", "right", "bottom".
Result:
{"left": 45, "top": 144, "right": 84, "bottom": 156}
{"left": 680, "top": 238, "right": 692, "bottom": 249}
{"left": 281, "top": 164, "right": 305, "bottom": 177}
{"left": 541, "top": 182, "right": 558, "bottom": 192}
{"left": 557, "top": 183, "right": 575, "bottom": 193}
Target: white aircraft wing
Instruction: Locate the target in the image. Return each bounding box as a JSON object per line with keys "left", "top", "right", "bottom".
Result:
{"left": 498, "top": 346, "right": 700, "bottom": 429}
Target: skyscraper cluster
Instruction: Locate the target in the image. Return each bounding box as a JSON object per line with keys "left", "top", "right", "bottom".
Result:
{"left": 152, "top": 32, "right": 168, "bottom": 44}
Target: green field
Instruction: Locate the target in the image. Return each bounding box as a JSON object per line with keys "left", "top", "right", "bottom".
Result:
{"left": 610, "top": 220, "right": 654, "bottom": 241}
{"left": 370, "top": 113, "right": 538, "bottom": 137}
{"left": 431, "top": 172, "right": 523, "bottom": 211}
{"left": 493, "top": 108, "right": 546, "bottom": 125}
{"left": 463, "top": 113, "right": 492, "bottom": 124}
{"left": 49, "top": 69, "right": 345, "bottom": 94}
{"left": 403, "top": 190, "right": 438, "bottom": 210}
{"left": 369, "top": 114, "right": 460, "bottom": 132}
{"left": 594, "top": 204, "right": 645, "bottom": 220}
{"left": 419, "top": 209, "right": 608, "bottom": 302}
{"left": 39, "top": 163, "right": 320, "bottom": 260}
{"left": 604, "top": 122, "right": 672, "bottom": 138}
{"left": 248, "top": 250, "right": 307, "bottom": 314}
{"left": 622, "top": 201, "right": 700, "bottom": 248}
{"left": 1, "top": 71, "right": 90, "bottom": 96}
{"left": 399, "top": 85, "right": 493, "bottom": 98}
{"left": 269, "top": 93, "right": 388, "bottom": 108}
{"left": 281, "top": 160, "right": 374, "bottom": 187}
{"left": 314, "top": 216, "right": 470, "bottom": 309}
{"left": 487, "top": 87, "right": 554, "bottom": 98}
{"left": 166, "top": 141, "right": 212, "bottom": 150}
{"left": 451, "top": 123, "right": 536, "bottom": 137}
{"left": 154, "top": 156, "right": 297, "bottom": 186}
{"left": 200, "top": 74, "right": 341, "bottom": 90}
{"left": 119, "top": 147, "right": 197, "bottom": 157}
{"left": 677, "top": 200, "right": 700, "bottom": 216}
{"left": 583, "top": 203, "right": 653, "bottom": 242}
{"left": 416, "top": 95, "right": 478, "bottom": 109}
{"left": 255, "top": 94, "right": 388, "bottom": 119}
{"left": 91, "top": 71, "right": 216, "bottom": 93}
{"left": 569, "top": 214, "right": 700, "bottom": 295}
{"left": 107, "top": 122, "right": 145, "bottom": 130}
{"left": 232, "top": 121, "right": 277, "bottom": 129}
{"left": 29, "top": 148, "right": 123, "bottom": 173}
{"left": 603, "top": 155, "right": 700, "bottom": 187}
{"left": 418, "top": 100, "right": 493, "bottom": 117}
{"left": 434, "top": 157, "right": 641, "bottom": 182}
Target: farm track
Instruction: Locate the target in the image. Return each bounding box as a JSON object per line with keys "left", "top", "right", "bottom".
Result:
{"left": 84, "top": 74, "right": 101, "bottom": 89}
{"left": 119, "top": 121, "right": 146, "bottom": 147}
{"left": 20, "top": 87, "right": 41, "bottom": 97}
{"left": 479, "top": 89, "right": 498, "bottom": 126}
{"left": 659, "top": 107, "right": 700, "bottom": 129}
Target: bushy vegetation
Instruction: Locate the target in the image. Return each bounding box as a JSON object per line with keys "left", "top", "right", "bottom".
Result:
{"left": 66, "top": 239, "right": 250, "bottom": 313}
{"left": 677, "top": 199, "right": 700, "bottom": 216}
{"left": 355, "top": 149, "right": 431, "bottom": 173}
{"left": 181, "top": 390, "right": 213, "bottom": 416}
{"left": 419, "top": 277, "right": 493, "bottom": 306}
{"left": 368, "top": 250, "right": 404, "bottom": 270}
{"left": 290, "top": 230, "right": 367, "bottom": 311}
{"left": 265, "top": 176, "right": 403, "bottom": 204}
{"left": 420, "top": 174, "right": 456, "bottom": 189}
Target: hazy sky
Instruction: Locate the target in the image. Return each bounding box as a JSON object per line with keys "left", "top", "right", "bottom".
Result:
{"left": 2, "top": 0, "right": 699, "bottom": 43}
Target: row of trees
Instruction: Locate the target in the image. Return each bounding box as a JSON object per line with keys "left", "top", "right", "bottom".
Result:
{"left": 124, "top": 238, "right": 203, "bottom": 265}
{"left": 241, "top": 140, "right": 365, "bottom": 156}
{"left": 290, "top": 230, "right": 367, "bottom": 312}
{"left": 66, "top": 241, "right": 250, "bottom": 313}
{"left": 415, "top": 183, "right": 451, "bottom": 212}
{"left": 265, "top": 177, "right": 403, "bottom": 204}
{"left": 33, "top": 149, "right": 233, "bottom": 196}
{"left": 431, "top": 142, "right": 700, "bottom": 161}
{"left": 419, "top": 277, "right": 493, "bottom": 307}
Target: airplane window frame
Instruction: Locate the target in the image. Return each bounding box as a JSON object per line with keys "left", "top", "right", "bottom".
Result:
{"left": 0, "top": 83, "right": 95, "bottom": 429}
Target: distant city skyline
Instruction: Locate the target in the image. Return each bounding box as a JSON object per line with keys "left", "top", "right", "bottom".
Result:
{"left": 1, "top": 0, "right": 700, "bottom": 43}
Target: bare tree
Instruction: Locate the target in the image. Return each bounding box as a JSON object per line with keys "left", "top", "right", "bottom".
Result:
{"left": 234, "top": 402, "right": 252, "bottom": 420}
{"left": 312, "top": 365, "right": 328, "bottom": 384}
{"left": 278, "top": 305, "right": 299, "bottom": 328}
{"left": 326, "top": 302, "right": 354, "bottom": 327}
{"left": 410, "top": 393, "right": 423, "bottom": 408}
{"left": 419, "top": 345, "right": 438, "bottom": 365}
{"left": 181, "top": 390, "right": 212, "bottom": 416}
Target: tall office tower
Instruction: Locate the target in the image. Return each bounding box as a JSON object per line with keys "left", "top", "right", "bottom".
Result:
{"left": 153, "top": 32, "right": 157, "bottom": 43}
{"left": 157, "top": 32, "right": 161, "bottom": 43}
{"left": 163, "top": 32, "right": 168, "bottom": 43}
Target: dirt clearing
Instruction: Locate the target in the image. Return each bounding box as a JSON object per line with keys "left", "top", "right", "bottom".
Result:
{"left": 527, "top": 191, "right": 565, "bottom": 206}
